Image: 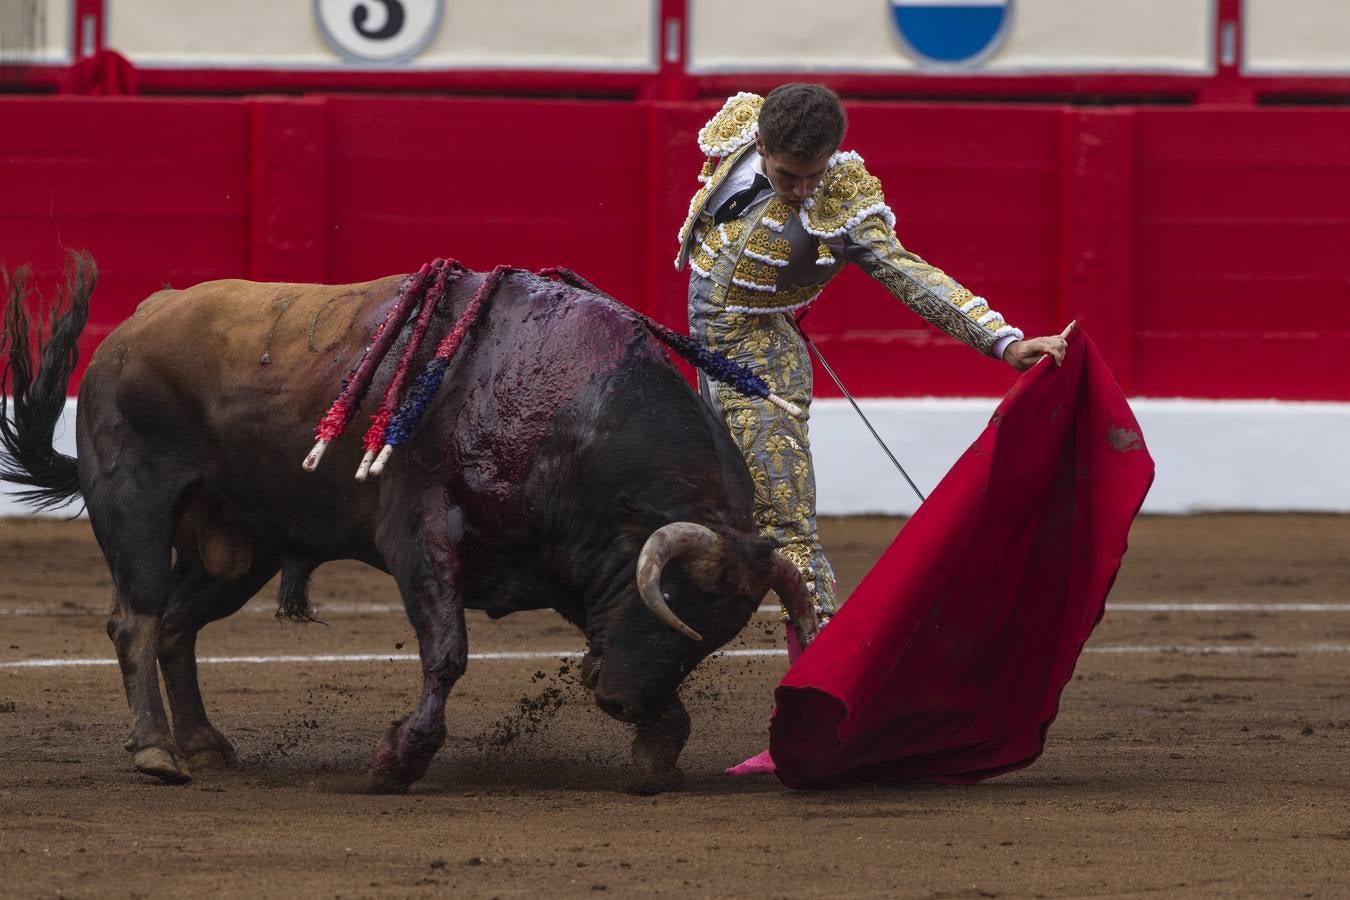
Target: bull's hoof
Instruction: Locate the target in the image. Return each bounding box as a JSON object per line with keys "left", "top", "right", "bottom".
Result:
{"left": 580, "top": 652, "right": 602, "bottom": 691}
{"left": 627, "top": 766, "right": 685, "bottom": 796}
{"left": 180, "top": 728, "right": 239, "bottom": 770}
{"left": 187, "top": 749, "right": 231, "bottom": 772}
{"left": 133, "top": 746, "right": 192, "bottom": 784}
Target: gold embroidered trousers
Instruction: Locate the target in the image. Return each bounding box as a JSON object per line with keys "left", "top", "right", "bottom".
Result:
{"left": 690, "top": 280, "right": 838, "bottom": 619}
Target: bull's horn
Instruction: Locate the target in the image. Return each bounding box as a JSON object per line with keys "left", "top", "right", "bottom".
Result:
{"left": 770, "top": 551, "right": 821, "bottom": 650}
{"left": 635, "top": 523, "right": 716, "bottom": 642}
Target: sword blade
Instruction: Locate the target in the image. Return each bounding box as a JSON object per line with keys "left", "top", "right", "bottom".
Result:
{"left": 795, "top": 325, "right": 927, "bottom": 504}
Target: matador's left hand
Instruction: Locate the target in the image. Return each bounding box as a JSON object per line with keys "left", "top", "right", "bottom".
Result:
{"left": 1001, "top": 322, "right": 1072, "bottom": 372}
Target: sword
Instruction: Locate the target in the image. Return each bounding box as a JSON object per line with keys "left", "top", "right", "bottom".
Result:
{"left": 791, "top": 316, "right": 927, "bottom": 504}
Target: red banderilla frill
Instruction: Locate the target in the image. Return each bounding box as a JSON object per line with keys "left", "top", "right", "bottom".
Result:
{"left": 302, "top": 259, "right": 441, "bottom": 472}
{"left": 303, "top": 260, "right": 803, "bottom": 479}
{"left": 354, "top": 259, "right": 463, "bottom": 480}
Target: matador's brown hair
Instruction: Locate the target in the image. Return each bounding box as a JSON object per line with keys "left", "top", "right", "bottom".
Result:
{"left": 758, "top": 83, "right": 847, "bottom": 163}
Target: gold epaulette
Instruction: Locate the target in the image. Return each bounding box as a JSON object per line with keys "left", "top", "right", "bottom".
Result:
{"left": 698, "top": 92, "right": 763, "bottom": 158}
{"left": 801, "top": 151, "right": 896, "bottom": 239}
{"left": 676, "top": 94, "right": 764, "bottom": 267}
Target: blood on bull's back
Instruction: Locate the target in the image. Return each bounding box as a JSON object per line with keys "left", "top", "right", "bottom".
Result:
{"left": 437, "top": 270, "right": 675, "bottom": 501}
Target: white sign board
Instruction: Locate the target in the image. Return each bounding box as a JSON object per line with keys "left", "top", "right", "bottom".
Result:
{"left": 688, "top": 0, "right": 1215, "bottom": 74}
{"left": 2, "top": 0, "right": 73, "bottom": 65}
{"left": 105, "top": 0, "right": 658, "bottom": 71}
{"left": 1244, "top": 0, "right": 1350, "bottom": 75}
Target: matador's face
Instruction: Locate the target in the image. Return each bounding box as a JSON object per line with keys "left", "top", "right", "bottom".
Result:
{"left": 756, "top": 135, "right": 833, "bottom": 205}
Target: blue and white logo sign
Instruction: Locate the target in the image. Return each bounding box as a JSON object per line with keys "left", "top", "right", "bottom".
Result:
{"left": 889, "top": 0, "right": 1014, "bottom": 67}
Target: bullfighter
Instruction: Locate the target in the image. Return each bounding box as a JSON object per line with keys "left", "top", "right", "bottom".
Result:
{"left": 675, "top": 83, "right": 1068, "bottom": 772}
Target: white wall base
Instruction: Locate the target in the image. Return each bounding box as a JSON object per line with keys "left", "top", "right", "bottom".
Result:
{"left": 810, "top": 398, "right": 1350, "bottom": 515}
{"left": 3, "top": 398, "right": 1348, "bottom": 518}
{"left": 1, "top": 398, "right": 82, "bottom": 521}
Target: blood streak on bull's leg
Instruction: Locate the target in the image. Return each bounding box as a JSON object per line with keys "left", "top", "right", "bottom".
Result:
{"left": 366, "top": 491, "right": 469, "bottom": 792}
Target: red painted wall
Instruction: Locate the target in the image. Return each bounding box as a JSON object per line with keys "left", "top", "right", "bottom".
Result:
{"left": 2, "top": 95, "right": 1347, "bottom": 400}
{"left": 1131, "top": 109, "right": 1350, "bottom": 399}
{"left": 2, "top": 97, "right": 251, "bottom": 357}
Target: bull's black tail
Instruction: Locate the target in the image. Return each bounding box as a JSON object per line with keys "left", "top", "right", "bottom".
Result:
{"left": 0, "top": 251, "right": 93, "bottom": 511}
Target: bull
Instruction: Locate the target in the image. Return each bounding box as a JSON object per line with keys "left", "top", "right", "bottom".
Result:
{"left": 0, "top": 253, "right": 816, "bottom": 793}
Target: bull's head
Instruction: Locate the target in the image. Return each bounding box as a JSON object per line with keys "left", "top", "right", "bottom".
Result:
{"left": 588, "top": 521, "right": 817, "bottom": 725}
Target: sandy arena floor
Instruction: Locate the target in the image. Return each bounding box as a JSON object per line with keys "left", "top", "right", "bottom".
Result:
{"left": 1, "top": 514, "right": 1347, "bottom": 898}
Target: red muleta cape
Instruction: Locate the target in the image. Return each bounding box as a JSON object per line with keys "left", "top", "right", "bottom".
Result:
{"left": 770, "top": 328, "right": 1154, "bottom": 789}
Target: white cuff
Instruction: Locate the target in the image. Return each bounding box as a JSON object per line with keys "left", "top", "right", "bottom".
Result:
{"left": 992, "top": 333, "right": 1020, "bottom": 361}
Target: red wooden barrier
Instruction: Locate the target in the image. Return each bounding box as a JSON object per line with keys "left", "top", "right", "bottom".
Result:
{"left": 1, "top": 97, "right": 250, "bottom": 368}
{"left": 1131, "top": 108, "right": 1350, "bottom": 400}
{"left": 1, "top": 96, "right": 1346, "bottom": 400}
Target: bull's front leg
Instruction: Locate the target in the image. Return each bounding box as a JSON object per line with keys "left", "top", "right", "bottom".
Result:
{"left": 629, "top": 695, "right": 691, "bottom": 795}
{"left": 368, "top": 494, "right": 468, "bottom": 793}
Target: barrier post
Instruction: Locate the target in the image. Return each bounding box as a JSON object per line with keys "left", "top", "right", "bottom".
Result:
{"left": 1059, "top": 108, "right": 1136, "bottom": 392}
{"left": 248, "top": 97, "right": 328, "bottom": 283}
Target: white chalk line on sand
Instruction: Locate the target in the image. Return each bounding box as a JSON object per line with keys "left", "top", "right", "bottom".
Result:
{"left": 4, "top": 643, "right": 1350, "bottom": 670}
{"left": 3, "top": 601, "right": 1350, "bottom": 618}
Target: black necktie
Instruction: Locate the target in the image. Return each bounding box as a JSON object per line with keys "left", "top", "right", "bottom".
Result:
{"left": 713, "top": 173, "right": 770, "bottom": 225}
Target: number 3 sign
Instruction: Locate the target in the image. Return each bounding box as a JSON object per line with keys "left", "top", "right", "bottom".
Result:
{"left": 315, "top": 0, "right": 444, "bottom": 64}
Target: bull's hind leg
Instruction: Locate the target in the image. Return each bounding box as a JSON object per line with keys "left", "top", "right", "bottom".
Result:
{"left": 158, "top": 552, "right": 280, "bottom": 771}
{"left": 367, "top": 492, "right": 468, "bottom": 793}
{"left": 91, "top": 485, "right": 187, "bottom": 783}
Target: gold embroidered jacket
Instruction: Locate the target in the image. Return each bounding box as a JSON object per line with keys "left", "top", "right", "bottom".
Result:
{"left": 677, "top": 93, "right": 1023, "bottom": 357}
